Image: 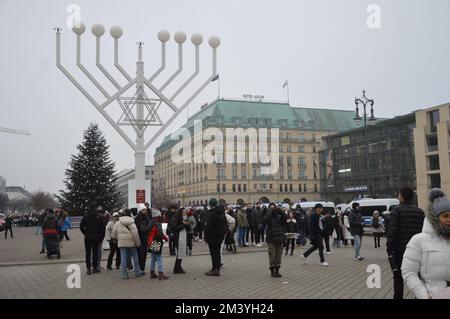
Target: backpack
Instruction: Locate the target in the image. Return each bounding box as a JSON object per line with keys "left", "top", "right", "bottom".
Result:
{"left": 372, "top": 216, "right": 380, "bottom": 228}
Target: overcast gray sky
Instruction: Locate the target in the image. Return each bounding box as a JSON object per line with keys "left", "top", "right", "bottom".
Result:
{"left": 1, "top": 0, "right": 450, "bottom": 195}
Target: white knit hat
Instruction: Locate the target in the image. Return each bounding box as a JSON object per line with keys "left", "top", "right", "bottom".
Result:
{"left": 137, "top": 203, "right": 147, "bottom": 213}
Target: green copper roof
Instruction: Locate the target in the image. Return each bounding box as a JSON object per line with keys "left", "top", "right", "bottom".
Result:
{"left": 156, "top": 98, "right": 367, "bottom": 153}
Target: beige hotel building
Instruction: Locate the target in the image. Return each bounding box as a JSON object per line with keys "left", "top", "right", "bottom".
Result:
{"left": 152, "top": 98, "right": 361, "bottom": 207}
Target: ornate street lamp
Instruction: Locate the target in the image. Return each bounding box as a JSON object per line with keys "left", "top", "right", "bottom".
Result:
{"left": 354, "top": 89, "right": 376, "bottom": 195}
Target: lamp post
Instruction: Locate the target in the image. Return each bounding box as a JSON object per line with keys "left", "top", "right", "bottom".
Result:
{"left": 354, "top": 89, "right": 376, "bottom": 195}
{"left": 55, "top": 23, "right": 220, "bottom": 207}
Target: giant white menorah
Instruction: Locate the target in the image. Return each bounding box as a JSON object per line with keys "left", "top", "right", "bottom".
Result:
{"left": 55, "top": 23, "right": 220, "bottom": 206}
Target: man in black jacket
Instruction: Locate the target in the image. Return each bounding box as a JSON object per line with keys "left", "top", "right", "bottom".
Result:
{"left": 300, "top": 203, "right": 328, "bottom": 266}
{"left": 265, "top": 203, "right": 287, "bottom": 277}
{"left": 80, "top": 208, "right": 104, "bottom": 274}
{"left": 4, "top": 214, "right": 13, "bottom": 239}
{"left": 253, "top": 202, "right": 265, "bottom": 246}
{"left": 246, "top": 203, "right": 256, "bottom": 245}
{"left": 204, "top": 198, "right": 228, "bottom": 276}
{"left": 386, "top": 186, "right": 424, "bottom": 299}
{"left": 166, "top": 205, "right": 178, "bottom": 256}
{"left": 348, "top": 203, "right": 365, "bottom": 261}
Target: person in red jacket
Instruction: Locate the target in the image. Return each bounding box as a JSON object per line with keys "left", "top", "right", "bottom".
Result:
{"left": 147, "top": 209, "right": 169, "bottom": 280}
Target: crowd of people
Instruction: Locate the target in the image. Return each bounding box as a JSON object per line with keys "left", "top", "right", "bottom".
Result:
{"left": 21, "top": 185, "right": 450, "bottom": 299}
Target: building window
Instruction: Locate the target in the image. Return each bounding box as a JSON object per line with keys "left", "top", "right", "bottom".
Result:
{"left": 270, "top": 184, "right": 273, "bottom": 189}
{"left": 241, "top": 169, "right": 247, "bottom": 179}
{"left": 238, "top": 184, "right": 242, "bottom": 192}
{"left": 289, "top": 184, "right": 293, "bottom": 192}
{"left": 287, "top": 157, "right": 292, "bottom": 167}
{"left": 288, "top": 169, "right": 292, "bottom": 180}
{"left": 243, "top": 184, "right": 247, "bottom": 192}
{"left": 233, "top": 168, "right": 238, "bottom": 179}
{"left": 287, "top": 145, "right": 292, "bottom": 153}
{"left": 428, "top": 155, "right": 440, "bottom": 171}
{"left": 428, "top": 110, "right": 440, "bottom": 133}
{"left": 222, "top": 184, "right": 226, "bottom": 193}
{"left": 287, "top": 133, "right": 291, "bottom": 141}
{"left": 430, "top": 173, "right": 441, "bottom": 189}
{"left": 232, "top": 184, "right": 236, "bottom": 192}
{"left": 426, "top": 134, "right": 439, "bottom": 152}
{"left": 217, "top": 184, "right": 220, "bottom": 193}
{"left": 284, "top": 184, "right": 288, "bottom": 192}
{"left": 313, "top": 170, "right": 317, "bottom": 179}
{"left": 253, "top": 169, "right": 258, "bottom": 179}
{"left": 299, "top": 184, "right": 302, "bottom": 192}
{"left": 313, "top": 146, "right": 316, "bottom": 153}
{"left": 298, "top": 134, "right": 304, "bottom": 142}
{"left": 254, "top": 184, "right": 257, "bottom": 189}
{"left": 280, "top": 184, "right": 283, "bottom": 192}
{"left": 314, "top": 183, "right": 318, "bottom": 192}
{"left": 298, "top": 145, "right": 304, "bottom": 153}
{"left": 303, "top": 184, "right": 307, "bottom": 192}
{"left": 279, "top": 145, "right": 283, "bottom": 153}
{"left": 279, "top": 156, "right": 284, "bottom": 167}
{"left": 280, "top": 120, "right": 288, "bottom": 128}
{"left": 280, "top": 169, "right": 284, "bottom": 179}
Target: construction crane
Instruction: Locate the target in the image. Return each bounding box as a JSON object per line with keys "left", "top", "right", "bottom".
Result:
{"left": 0, "top": 127, "right": 31, "bottom": 136}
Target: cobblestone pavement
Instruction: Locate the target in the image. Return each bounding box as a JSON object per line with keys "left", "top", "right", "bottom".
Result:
{"left": 0, "top": 231, "right": 413, "bottom": 299}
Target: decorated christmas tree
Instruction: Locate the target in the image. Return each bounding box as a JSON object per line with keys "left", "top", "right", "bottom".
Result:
{"left": 57, "top": 123, "right": 120, "bottom": 216}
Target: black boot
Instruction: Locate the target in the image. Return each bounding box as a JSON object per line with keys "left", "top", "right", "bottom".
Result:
{"left": 274, "top": 267, "right": 282, "bottom": 278}
{"left": 270, "top": 267, "right": 276, "bottom": 277}
{"left": 290, "top": 247, "right": 294, "bottom": 256}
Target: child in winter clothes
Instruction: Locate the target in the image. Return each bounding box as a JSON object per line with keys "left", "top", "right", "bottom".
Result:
{"left": 284, "top": 212, "right": 298, "bottom": 255}
{"left": 148, "top": 210, "right": 169, "bottom": 280}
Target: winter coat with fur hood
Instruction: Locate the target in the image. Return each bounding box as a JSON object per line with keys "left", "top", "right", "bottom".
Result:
{"left": 402, "top": 208, "right": 450, "bottom": 299}
{"left": 111, "top": 216, "right": 141, "bottom": 248}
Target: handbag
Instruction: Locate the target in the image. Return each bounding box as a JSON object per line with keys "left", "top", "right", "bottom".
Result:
{"left": 148, "top": 239, "right": 162, "bottom": 254}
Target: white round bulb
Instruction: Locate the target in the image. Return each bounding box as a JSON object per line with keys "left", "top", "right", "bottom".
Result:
{"left": 109, "top": 25, "right": 123, "bottom": 38}
{"left": 91, "top": 23, "right": 105, "bottom": 37}
{"left": 174, "top": 31, "right": 187, "bottom": 44}
{"left": 72, "top": 22, "right": 86, "bottom": 35}
{"left": 157, "top": 30, "right": 170, "bottom": 42}
{"left": 191, "top": 33, "right": 203, "bottom": 45}
{"left": 208, "top": 36, "right": 221, "bottom": 48}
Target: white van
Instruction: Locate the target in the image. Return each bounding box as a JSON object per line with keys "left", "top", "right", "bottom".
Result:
{"left": 348, "top": 198, "right": 399, "bottom": 227}
{"left": 293, "top": 201, "right": 337, "bottom": 215}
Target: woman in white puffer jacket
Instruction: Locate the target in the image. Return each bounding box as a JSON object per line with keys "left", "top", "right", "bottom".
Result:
{"left": 402, "top": 189, "right": 450, "bottom": 299}
{"left": 111, "top": 210, "right": 143, "bottom": 279}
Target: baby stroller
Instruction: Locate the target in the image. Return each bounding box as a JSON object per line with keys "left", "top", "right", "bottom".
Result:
{"left": 44, "top": 230, "right": 61, "bottom": 259}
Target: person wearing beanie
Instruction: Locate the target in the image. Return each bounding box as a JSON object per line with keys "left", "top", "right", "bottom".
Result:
{"left": 402, "top": 189, "right": 450, "bottom": 299}
{"left": 265, "top": 203, "right": 287, "bottom": 277}
{"left": 135, "top": 204, "right": 151, "bottom": 274}
{"left": 147, "top": 209, "right": 169, "bottom": 280}
{"left": 204, "top": 198, "right": 228, "bottom": 276}
{"left": 386, "top": 186, "right": 425, "bottom": 299}
{"left": 300, "top": 203, "right": 329, "bottom": 266}
{"left": 105, "top": 212, "right": 121, "bottom": 270}
{"left": 169, "top": 208, "right": 191, "bottom": 274}
{"left": 186, "top": 209, "right": 196, "bottom": 256}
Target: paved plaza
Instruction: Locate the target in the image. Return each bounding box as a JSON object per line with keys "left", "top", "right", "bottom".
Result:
{"left": 0, "top": 228, "right": 413, "bottom": 299}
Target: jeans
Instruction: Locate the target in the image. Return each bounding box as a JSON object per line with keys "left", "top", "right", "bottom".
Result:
{"left": 208, "top": 240, "right": 222, "bottom": 271}
{"left": 35, "top": 226, "right": 42, "bottom": 235}
{"left": 238, "top": 227, "right": 247, "bottom": 246}
{"left": 97, "top": 243, "right": 103, "bottom": 268}
{"left": 353, "top": 234, "right": 362, "bottom": 258}
{"left": 107, "top": 240, "right": 121, "bottom": 268}
{"left": 150, "top": 253, "right": 164, "bottom": 273}
{"left": 138, "top": 236, "right": 148, "bottom": 271}
{"left": 84, "top": 238, "right": 99, "bottom": 269}
{"left": 297, "top": 230, "right": 307, "bottom": 246}
{"left": 120, "top": 247, "right": 142, "bottom": 278}
{"left": 256, "top": 224, "right": 265, "bottom": 244}
{"left": 392, "top": 250, "right": 405, "bottom": 299}
{"left": 323, "top": 234, "right": 331, "bottom": 252}
{"left": 246, "top": 226, "right": 255, "bottom": 244}
{"left": 303, "top": 235, "right": 325, "bottom": 263}
{"left": 267, "top": 242, "right": 283, "bottom": 268}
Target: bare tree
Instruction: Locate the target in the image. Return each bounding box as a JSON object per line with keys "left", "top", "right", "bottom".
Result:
{"left": 8, "top": 198, "right": 31, "bottom": 214}
{"left": 31, "top": 191, "right": 57, "bottom": 212}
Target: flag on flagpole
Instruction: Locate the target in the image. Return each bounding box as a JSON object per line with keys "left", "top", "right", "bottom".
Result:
{"left": 283, "top": 79, "right": 288, "bottom": 88}
{"left": 212, "top": 74, "right": 220, "bottom": 82}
